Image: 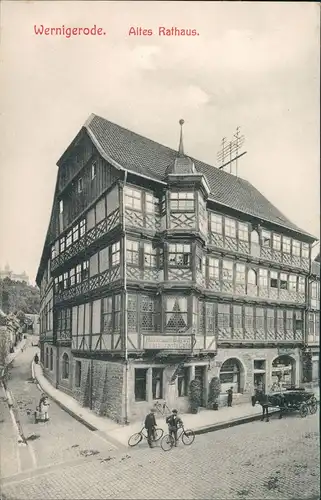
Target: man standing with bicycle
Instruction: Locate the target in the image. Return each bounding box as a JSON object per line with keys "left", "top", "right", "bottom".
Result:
{"left": 144, "top": 408, "right": 157, "bottom": 448}
{"left": 166, "top": 409, "right": 183, "bottom": 447}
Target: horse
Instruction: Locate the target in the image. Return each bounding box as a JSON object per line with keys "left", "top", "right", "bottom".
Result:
{"left": 252, "top": 391, "right": 286, "bottom": 422}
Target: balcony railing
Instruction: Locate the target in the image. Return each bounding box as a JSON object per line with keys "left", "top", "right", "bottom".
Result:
{"left": 209, "top": 233, "right": 309, "bottom": 271}
{"left": 51, "top": 209, "right": 120, "bottom": 272}
{"left": 54, "top": 265, "right": 121, "bottom": 304}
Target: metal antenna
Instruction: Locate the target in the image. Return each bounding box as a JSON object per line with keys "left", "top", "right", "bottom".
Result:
{"left": 217, "top": 126, "right": 247, "bottom": 176}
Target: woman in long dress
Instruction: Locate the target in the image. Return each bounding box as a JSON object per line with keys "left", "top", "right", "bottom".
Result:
{"left": 40, "top": 396, "right": 50, "bottom": 421}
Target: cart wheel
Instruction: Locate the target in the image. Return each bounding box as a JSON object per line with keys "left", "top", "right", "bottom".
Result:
{"left": 300, "top": 403, "right": 308, "bottom": 418}
{"left": 309, "top": 402, "right": 318, "bottom": 415}
{"left": 161, "top": 434, "right": 174, "bottom": 451}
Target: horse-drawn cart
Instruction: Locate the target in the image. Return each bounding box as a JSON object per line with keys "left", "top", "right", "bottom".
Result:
{"left": 253, "top": 387, "right": 318, "bottom": 422}
{"left": 279, "top": 388, "right": 318, "bottom": 418}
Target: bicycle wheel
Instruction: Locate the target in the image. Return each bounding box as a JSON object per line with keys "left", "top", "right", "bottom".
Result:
{"left": 299, "top": 403, "right": 308, "bottom": 418}
{"left": 161, "top": 434, "right": 174, "bottom": 451}
{"left": 128, "top": 432, "right": 143, "bottom": 447}
{"left": 154, "top": 428, "right": 164, "bottom": 441}
{"left": 182, "top": 429, "right": 195, "bottom": 445}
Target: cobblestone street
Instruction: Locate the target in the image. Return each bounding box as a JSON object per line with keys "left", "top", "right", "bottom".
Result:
{"left": 2, "top": 406, "right": 319, "bottom": 500}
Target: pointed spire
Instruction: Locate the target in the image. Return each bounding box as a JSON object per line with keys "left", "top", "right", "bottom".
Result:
{"left": 178, "top": 119, "right": 185, "bottom": 156}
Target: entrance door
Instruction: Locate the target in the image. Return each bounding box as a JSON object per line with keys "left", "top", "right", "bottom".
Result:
{"left": 195, "top": 366, "right": 206, "bottom": 406}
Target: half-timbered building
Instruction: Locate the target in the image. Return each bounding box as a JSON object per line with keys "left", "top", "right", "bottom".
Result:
{"left": 36, "top": 114, "right": 317, "bottom": 422}
{"left": 305, "top": 258, "right": 320, "bottom": 382}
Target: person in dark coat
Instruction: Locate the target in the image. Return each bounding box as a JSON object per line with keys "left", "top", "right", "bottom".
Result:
{"left": 227, "top": 387, "right": 233, "bottom": 407}
{"left": 34, "top": 353, "right": 39, "bottom": 364}
{"left": 166, "top": 409, "right": 183, "bottom": 447}
{"left": 144, "top": 408, "right": 157, "bottom": 448}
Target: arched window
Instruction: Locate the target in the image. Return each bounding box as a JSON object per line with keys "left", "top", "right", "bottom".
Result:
{"left": 75, "top": 361, "right": 81, "bottom": 388}
{"left": 272, "top": 355, "right": 295, "bottom": 387}
{"left": 62, "top": 353, "right": 69, "bottom": 379}
{"left": 45, "top": 348, "right": 49, "bottom": 368}
{"left": 49, "top": 348, "right": 53, "bottom": 371}
{"left": 220, "top": 358, "right": 242, "bottom": 393}
{"left": 248, "top": 269, "right": 257, "bottom": 286}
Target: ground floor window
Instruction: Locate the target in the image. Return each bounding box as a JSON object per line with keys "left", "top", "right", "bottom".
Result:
{"left": 220, "top": 358, "right": 241, "bottom": 393}
{"left": 62, "top": 353, "right": 69, "bottom": 379}
{"left": 75, "top": 360, "right": 81, "bottom": 387}
{"left": 152, "top": 368, "right": 163, "bottom": 399}
{"left": 49, "top": 348, "right": 53, "bottom": 371}
{"left": 135, "top": 368, "right": 147, "bottom": 401}
{"left": 45, "top": 347, "right": 49, "bottom": 368}
{"left": 177, "top": 367, "right": 189, "bottom": 397}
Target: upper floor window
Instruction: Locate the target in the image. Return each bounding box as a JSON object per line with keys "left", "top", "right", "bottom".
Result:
{"left": 286, "top": 310, "right": 293, "bottom": 330}
{"left": 127, "top": 240, "right": 139, "bottom": 265}
{"left": 111, "top": 242, "right": 120, "bottom": 266}
{"left": 245, "top": 306, "right": 254, "bottom": 329}
{"left": 236, "top": 263, "right": 245, "bottom": 283}
{"left": 73, "top": 225, "right": 79, "bottom": 242}
{"left": 59, "top": 200, "right": 64, "bottom": 214}
{"left": 233, "top": 305, "right": 242, "bottom": 329}
{"left": 91, "top": 162, "right": 97, "bottom": 180}
{"left": 282, "top": 237, "right": 291, "bottom": 254}
{"left": 298, "top": 276, "right": 305, "bottom": 293}
{"left": 309, "top": 313, "right": 315, "bottom": 334}
{"left": 295, "top": 310, "right": 303, "bottom": 330}
{"left": 238, "top": 222, "right": 248, "bottom": 242}
{"left": 144, "top": 243, "right": 157, "bottom": 267}
{"left": 270, "top": 271, "right": 278, "bottom": 288}
{"left": 302, "top": 243, "right": 309, "bottom": 259}
{"left": 256, "top": 308, "right": 264, "bottom": 329}
{"left": 78, "top": 178, "right": 83, "bottom": 193}
{"left": 208, "top": 257, "right": 219, "bottom": 279}
{"left": 210, "top": 213, "right": 223, "bottom": 234}
{"left": 262, "top": 230, "right": 271, "bottom": 248}
{"left": 259, "top": 269, "right": 268, "bottom": 288}
{"left": 170, "top": 192, "right": 194, "bottom": 211}
{"left": 82, "top": 261, "right": 89, "bottom": 281}
{"left": 277, "top": 309, "right": 284, "bottom": 329}
{"left": 292, "top": 240, "right": 301, "bottom": 257}
{"left": 222, "top": 260, "right": 234, "bottom": 282}
{"left": 225, "top": 218, "right": 236, "bottom": 238}
{"left": 272, "top": 234, "right": 281, "bottom": 251}
{"left": 51, "top": 246, "right": 56, "bottom": 259}
{"left": 145, "top": 193, "right": 157, "bottom": 214}
{"left": 217, "top": 304, "right": 230, "bottom": 328}
{"left": 311, "top": 282, "right": 319, "bottom": 299}
{"left": 168, "top": 244, "right": 191, "bottom": 267}
{"left": 248, "top": 269, "right": 257, "bottom": 286}
{"left": 267, "top": 309, "right": 275, "bottom": 330}
{"left": 280, "top": 273, "right": 288, "bottom": 290}
{"left": 59, "top": 237, "right": 65, "bottom": 253}
{"left": 80, "top": 219, "right": 86, "bottom": 237}
{"left": 289, "top": 275, "right": 297, "bottom": 291}
{"left": 125, "top": 187, "right": 142, "bottom": 210}
{"left": 70, "top": 268, "right": 75, "bottom": 286}
{"left": 76, "top": 265, "right": 82, "bottom": 284}
{"left": 66, "top": 230, "right": 72, "bottom": 248}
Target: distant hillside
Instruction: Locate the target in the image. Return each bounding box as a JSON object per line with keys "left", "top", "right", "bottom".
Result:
{"left": 0, "top": 277, "right": 40, "bottom": 314}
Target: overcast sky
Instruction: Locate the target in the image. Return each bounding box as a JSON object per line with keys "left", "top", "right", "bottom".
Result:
{"left": 0, "top": 1, "right": 319, "bottom": 284}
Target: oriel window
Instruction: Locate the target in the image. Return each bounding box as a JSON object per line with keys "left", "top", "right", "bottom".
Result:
{"left": 111, "top": 242, "right": 120, "bottom": 266}
{"left": 267, "top": 309, "right": 275, "bottom": 330}
{"left": 262, "top": 230, "right": 271, "bottom": 247}
{"left": 272, "top": 234, "right": 281, "bottom": 251}
{"left": 259, "top": 269, "right": 268, "bottom": 288}
{"left": 145, "top": 193, "right": 157, "bottom": 214}
{"left": 282, "top": 237, "right": 291, "bottom": 254}
{"left": 208, "top": 257, "right": 220, "bottom": 279}
{"left": 222, "top": 260, "right": 234, "bottom": 282}
{"left": 298, "top": 276, "right": 305, "bottom": 294}
{"left": 170, "top": 192, "right": 194, "bottom": 211}
{"left": 233, "top": 305, "right": 242, "bottom": 329}
{"left": 289, "top": 275, "right": 297, "bottom": 291}
{"left": 292, "top": 240, "right": 301, "bottom": 257}
{"left": 236, "top": 263, "right": 245, "bottom": 284}
{"left": 245, "top": 306, "right": 254, "bottom": 329}
{"left": 126, "top": 240, "right": 139, "bottom": 265}
{"left": 168, "top": 244, "right": 191, "bottom": 267}
{"left": 302, "top": 243, "right": 309, "bottom": 259}
{"left": 256, "top": 308, "right": 264, "bottom": 329}
{"left": 217, "top": 304, "right": 230, "bottom": 328}
{"left": 125, "top": 187, "right": 142, "bottom": 211}
{"left": 144, "top": 243, "right": 157, "bottom": 267}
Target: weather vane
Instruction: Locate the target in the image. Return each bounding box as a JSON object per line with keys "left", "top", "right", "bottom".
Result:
{"left": 216, "top": 126, "right": 247, "bottom": 176}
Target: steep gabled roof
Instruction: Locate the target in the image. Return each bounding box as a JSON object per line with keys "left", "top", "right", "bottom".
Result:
{"left": 85, "top": 114, "right": 315, "bottom": 239}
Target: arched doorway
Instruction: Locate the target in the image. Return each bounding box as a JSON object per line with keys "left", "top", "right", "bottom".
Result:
{"left": 220, "top": 358, "right": 244, "bottom": 394}
{"left": 272, "top": 355, "right": 296, "bottom": 388}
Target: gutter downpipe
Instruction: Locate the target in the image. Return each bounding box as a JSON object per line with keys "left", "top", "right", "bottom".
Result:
{"left": 123, "top": 171, "right": 129, "bottom": 424}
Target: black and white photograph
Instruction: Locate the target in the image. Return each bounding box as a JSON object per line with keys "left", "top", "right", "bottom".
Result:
{"left": 0, "top": 1, "right": 319, "bottom": 499}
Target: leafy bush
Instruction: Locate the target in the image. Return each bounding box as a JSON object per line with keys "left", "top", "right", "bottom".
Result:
{"left": 208, "top": 377, "right": 221, "bottom": 407}
{"left": 189, "top": 379, "right": 202, "bottom": 411}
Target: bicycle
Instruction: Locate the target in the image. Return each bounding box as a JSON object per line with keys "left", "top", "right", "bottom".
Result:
{"left": 153, "top": 400, "right": 171, "bottom": 416}
{"left": 161, "top": 425, "right": 195, "bottom": 451}
{"left": 128, "top": 426, "right": 164, "bottom": 447}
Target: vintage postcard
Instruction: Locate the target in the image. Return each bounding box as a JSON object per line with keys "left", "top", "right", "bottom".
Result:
{"left": 0, "top": 1, "right": 319, "bottom": 499}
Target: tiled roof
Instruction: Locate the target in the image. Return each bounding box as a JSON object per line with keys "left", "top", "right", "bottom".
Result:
{"left": 85, "top": 114, "right": 314, "bottom": 239}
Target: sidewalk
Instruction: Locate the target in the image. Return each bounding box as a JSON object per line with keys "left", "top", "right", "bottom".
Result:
{"left": 33, "top": 362, "right": 293, "bottom": 448}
